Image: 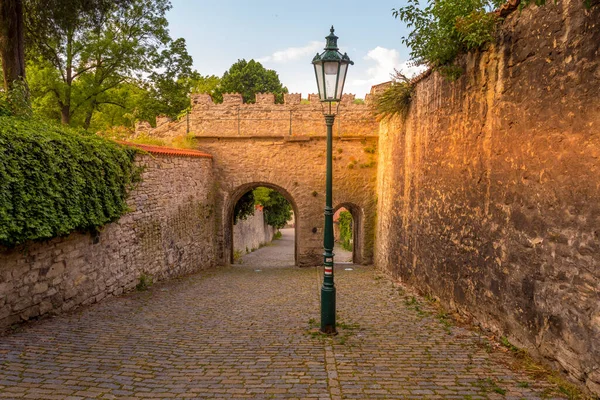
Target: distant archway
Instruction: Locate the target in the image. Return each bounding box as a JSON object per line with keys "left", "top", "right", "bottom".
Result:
{"left": 225, "top": 182, "right": 299, "bottom": 266}
{"left": 333, "top": 203, "right": 363, "bottom": 264}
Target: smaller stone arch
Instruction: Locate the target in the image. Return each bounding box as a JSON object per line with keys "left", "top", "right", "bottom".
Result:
{"left": 225, "top": 182, "right": 300, "bottom": 266}
{"left": 333, "top": 202, "right": 364, "bottom": 264}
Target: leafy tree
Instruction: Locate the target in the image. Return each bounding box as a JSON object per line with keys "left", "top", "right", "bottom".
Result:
{"left": 393, "top": 0, "right": 503, "bottom": 71}
{"left": 233, "top": 187, "right": 292, "bottom": 229}
{"left": 132, "top": 37, "right": 194, "bottom": 123}
{"left": 255, "top": 188, "right": 292, "bottom": 229}
{"left": 233, "top": 190, "right": 255, "bottom": 225}
{"left": 190, "top": 73, "right": 221, "bottom": 97}
{"left": 24, "top": 0, "right": 190, "bottom": 127}
{"left": 215, "top": 59, "right": 288, "bottom": 104}
{"left": 393, "top": 0, "right": 596, "bottom": 75}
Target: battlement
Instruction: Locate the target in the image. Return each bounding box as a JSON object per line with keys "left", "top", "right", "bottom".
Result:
{"left": 138, "top": 86, "right": 383, "bottom": 139}
{"left": 189, "top": 92, "right": 371, "bottom": 108}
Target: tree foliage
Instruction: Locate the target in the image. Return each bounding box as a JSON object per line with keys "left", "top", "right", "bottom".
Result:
{"left": 393, "top": 0, "right": 504, "bottom": 70}
{"left": 215, "top": 59, "right": 288, "bottom": 104}
{"left": 338, "top": 210, "right": 353, "bottom": 252}
{"left": 233, "top": 190, "right": 255, "bottom": 225}
{"left": 263, "top": 190, "right": 292, "bottom": 229}
{"left": 0, "top": 116, "right": 138, "bottom": 247}
{"left": 393, "top": 0, "right": 596, "bottom": 74}
{"left": 190, "top": 73, "right": 221, "bottom": 97}
{"left": 233, "top": 187, "right": 292, "bottom": 229}
{"left": 23, "top": 0, "right": 192, "bottom": 128}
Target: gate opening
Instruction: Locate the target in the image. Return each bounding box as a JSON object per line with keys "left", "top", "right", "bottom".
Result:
{"left": 333, "top": 203, "right": 362, "bottom": 264}
{"left": 229, "top": 184, "right": 297, "bottom": 267}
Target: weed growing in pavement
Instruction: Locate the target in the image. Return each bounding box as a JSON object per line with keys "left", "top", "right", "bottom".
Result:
{"left": 497, "top": 337, "right": 589, "bottom": 399}
{"left": 473, "top": 378, "right": 506, "bottom": 396}
{"left": 136, "top": 273, "right": 153, "bottom": 291}
{"left": 233, "top": 250, "right": 243, "bottom": 263}
{"left": 334, "top": 321, "right": 362, "bottom": 347}
{"left": 436, "top": 311, "right": 453, "bottom": 334}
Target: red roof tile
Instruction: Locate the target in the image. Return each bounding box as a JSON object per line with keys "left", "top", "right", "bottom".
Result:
{"left": 116, "top": 141, "right": 212, "bottom": 159}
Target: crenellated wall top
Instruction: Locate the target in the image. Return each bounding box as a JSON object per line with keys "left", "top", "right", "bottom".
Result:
{"left": 190, "top": 92, "right": 371, "bottom": 109}
{"left": 137, "top": 85, "right": 385, "bottom": 139}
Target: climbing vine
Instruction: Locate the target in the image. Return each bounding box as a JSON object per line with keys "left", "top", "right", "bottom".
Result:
{"left": 0, "top": 117, "right": 139, "bottom": 247}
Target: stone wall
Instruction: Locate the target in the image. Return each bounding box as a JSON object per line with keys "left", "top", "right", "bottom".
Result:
{"left": 376, "top": 1, "right": 600, "bottom": 394}
{"left": 136, "top": 92, "right": 378, "bottom": 139}
{"left": 199, "top": 136, "right": 378, "bottom": 267}
{"left": 0, "top": 150, "right": 216, "bottom": 330}
{"left": 233, "top": 207, "right": 275, "bottom": 256}
{"left": 140, "top": 91, "right": 380, "bottom": 267}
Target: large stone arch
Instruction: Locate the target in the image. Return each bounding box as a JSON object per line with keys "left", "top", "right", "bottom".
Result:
{"left": 134, "top": 92, "right": 379, "bottom": 267}
{"left": 199, "top": 136, "right": 377, "bottom": 267}
{"left": 333, "top": 202, "right": 365, "bottom": 265}
{"left": 226, "top": 182, "right": 300, "bottom": 266}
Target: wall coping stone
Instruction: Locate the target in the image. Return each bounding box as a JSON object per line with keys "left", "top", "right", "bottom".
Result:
{"left": 117, "top": 141, "right": 213, "bottom": 158}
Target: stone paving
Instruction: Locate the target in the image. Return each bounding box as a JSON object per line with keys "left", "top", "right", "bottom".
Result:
{"left": 0, "top": 235, "right": 570, "bottom": 399}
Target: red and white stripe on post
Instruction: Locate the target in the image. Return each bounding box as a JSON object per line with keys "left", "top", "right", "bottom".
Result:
{"left": 324, "top": 266, "right": 333, "bottom": 276}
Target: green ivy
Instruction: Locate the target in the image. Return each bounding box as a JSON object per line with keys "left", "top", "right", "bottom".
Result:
{"left": 0, "top": 116, "right": 139, "bottom": 247}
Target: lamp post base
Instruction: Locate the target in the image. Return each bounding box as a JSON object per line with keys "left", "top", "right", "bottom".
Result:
{"left": 320, "top": 281, "right": 336, "bottom": 334}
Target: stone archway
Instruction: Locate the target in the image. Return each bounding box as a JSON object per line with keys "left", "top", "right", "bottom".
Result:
{"left": 333, "top": 202, "right": 363, "bottom": 265}
{"left": 225, "top": 182, "right": 300, "bottom": 266}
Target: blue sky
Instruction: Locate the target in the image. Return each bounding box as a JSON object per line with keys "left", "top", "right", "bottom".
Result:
{"left": 167, "top": 1, "right": 423, "bottom": 99}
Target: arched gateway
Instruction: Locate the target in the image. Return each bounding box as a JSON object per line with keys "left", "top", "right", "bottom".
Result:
{"left": 226, "top": 183, "right": 299, "bottom": 264}
{"left": 136, "top": 92, "right": 379, "bottom": 266}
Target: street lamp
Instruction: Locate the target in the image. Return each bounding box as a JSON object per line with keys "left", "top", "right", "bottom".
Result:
{"left": 312, "top": 26, "right": 353, "bottom": 334}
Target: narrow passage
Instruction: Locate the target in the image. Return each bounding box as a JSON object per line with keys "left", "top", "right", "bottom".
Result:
{"left": 0, "top": 263, "right": 568, "bottom": 399}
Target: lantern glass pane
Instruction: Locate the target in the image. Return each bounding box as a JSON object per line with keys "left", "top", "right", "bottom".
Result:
{"left": 324, "top": 61, "right": 338, "bottom": 100}
{"left": 314, "top": 63, "right": 325, "bottom": 100}
{"left": 336, "top": 63, "right": 348, "bottom": 99}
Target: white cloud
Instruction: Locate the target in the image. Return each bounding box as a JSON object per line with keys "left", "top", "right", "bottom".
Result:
{"left": 351, "top": 46, "right": 425, "bottom": 87}
{"left": 258, "top": 41, "right": 323, "bottom": 64}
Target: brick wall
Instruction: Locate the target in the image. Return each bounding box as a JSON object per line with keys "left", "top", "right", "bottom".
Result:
{"left": 376, "top": 1, "right": 600, "bottom": 394}
{"left": 0, "top": 152, "right": 216, "bottom": 330}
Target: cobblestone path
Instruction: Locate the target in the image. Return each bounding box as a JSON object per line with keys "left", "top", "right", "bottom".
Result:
{"left": 0, "top": 238, "right": 568, "bottom": 399}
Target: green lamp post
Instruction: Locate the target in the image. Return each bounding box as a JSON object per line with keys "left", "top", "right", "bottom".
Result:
{"left": 312, "top": 26, "right": 353, "bottom": 334}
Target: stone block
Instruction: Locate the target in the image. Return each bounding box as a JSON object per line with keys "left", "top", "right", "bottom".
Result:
{"left": 191, "top": 93, "right": 213, "bottom": 107}
{"left": 255, "top": 93, "right": 274, "bottom": 104}
{"left": 308, "top": 94, "right": 320, "bottom": 104}
{"left": 284, "top": 93, "right": 301, "bottom": 105}
{"left": 32, "top": 282, "right": 48, "bottom": 295}
{"left": 222, "top": 93, "right": 243, "bottom": 105}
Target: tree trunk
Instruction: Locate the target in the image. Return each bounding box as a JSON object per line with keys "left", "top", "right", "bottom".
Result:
{"left": 83, "top": 100, "right": 96, "bottom": 130}
{"left": 0, "top": 0, "right": 26, "bottom": 91}
{"left": 61, "top": 105, "right": 70, "bottom": 125}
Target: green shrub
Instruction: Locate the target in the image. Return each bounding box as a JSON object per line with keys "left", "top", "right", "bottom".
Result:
{"left": 374, "top": 71, "right": 415, "bottom": 119}
{"left": 339, "top": 211, "right": 353, "bottom": 252}
{"left": 0, "top": 116, "right": 139, "bottom": 247}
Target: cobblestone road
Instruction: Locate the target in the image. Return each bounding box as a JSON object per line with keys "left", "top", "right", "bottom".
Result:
{"left": 0, "top": 235, "right": 568, "bottom": 399}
